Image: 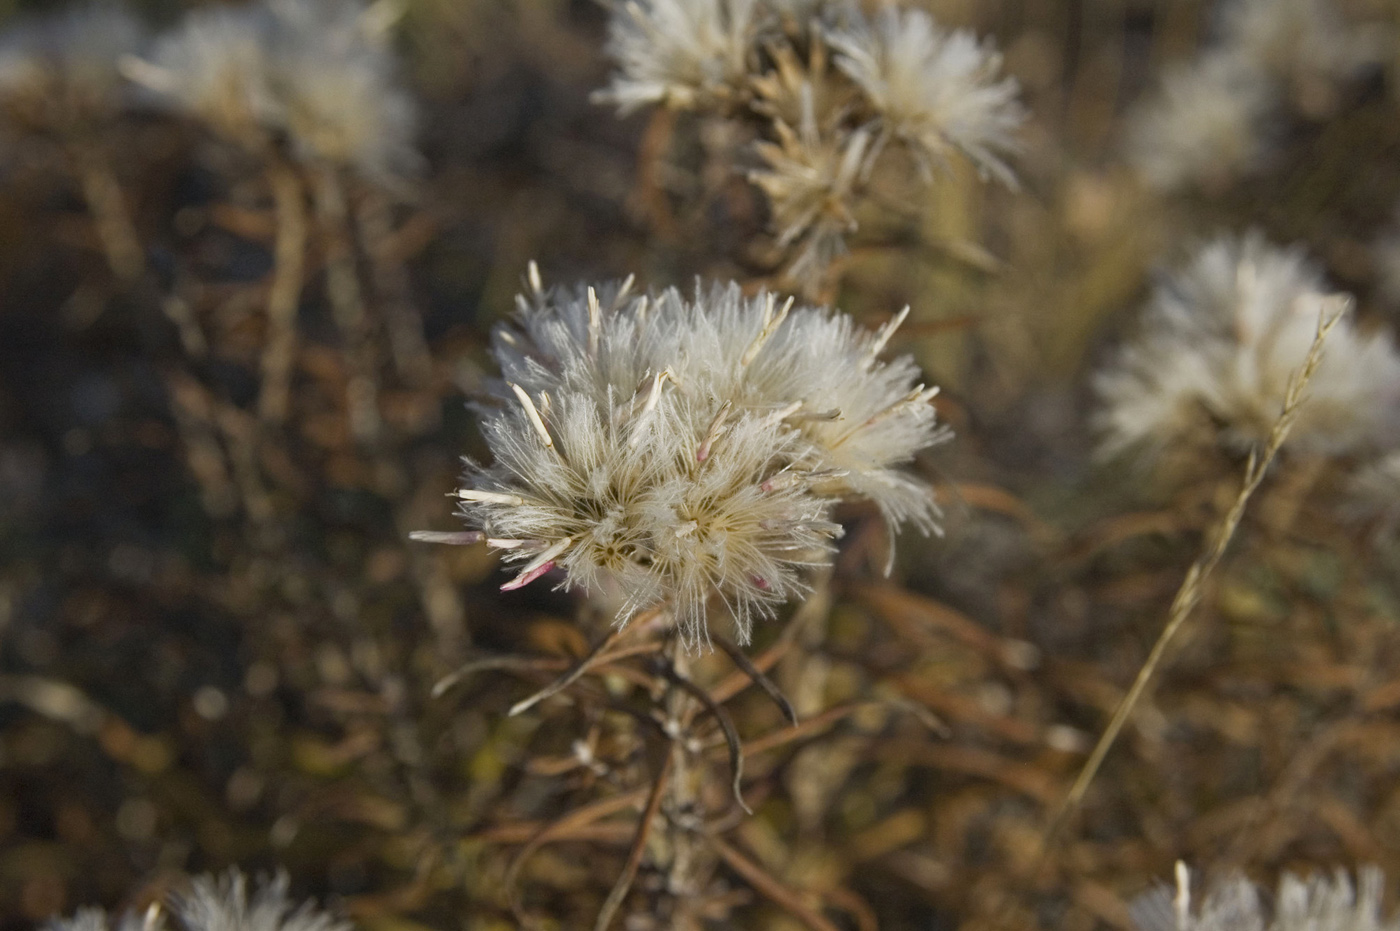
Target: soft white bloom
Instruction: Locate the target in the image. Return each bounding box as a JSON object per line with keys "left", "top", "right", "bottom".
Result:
{"left": 1220, "top": 0, "right": 1386, "bottom": 94}
{"left": 0, "top": 4, "right": 146, "bottom": 135}
{"left": 47, "top": 872, "right": 345, "bottom": 931}
{"left": 749, "top": 85, "right": 870, "bottom": 289}
{"left": 428, "top": 271, "right": 946, "bottom": 647}
{"left": 461, "top": 385, "right": 840, "bottom": 648}
{"left": 1126, "top": 51, "right": 1273, "bottom": 192}
{"left": 1096, "top": 232, "right": 1400, "bottom": 462}
{"left": 140, "top": 4, "right": 281, "bottom": 145}
{"left": 47, "top": 907, "right": 165, "bottom": 931}
{"left": 264, "top": 0, "right": 419, "bottom": 178}
{"left": 496, "top": 277, "right": 946, "bottom": 535}
{"left": 173, "top": 872, "right": 348, "bottom": 931}
{"left": 1132, "top": 862, "right": 1399, "bottom": 931}
{"left": 827, "top": 5, "right": 1023, "bottom": 185}
{"left": 135, "top": 0, "right": 418, "bottom": 176}
{"left": 594, "top": 0, "right": 764, "bottom": 113}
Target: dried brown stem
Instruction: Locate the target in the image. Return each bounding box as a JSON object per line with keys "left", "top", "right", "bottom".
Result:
{"left": 654, "top": 656, "right": 751, "bottom": 815}
{"left": 709, "top": 836, "right": 842, "bottom": 931}
{"left": 312, "top": 163, "right": 380, "bottom": 444}
{"left": 71, "top": 143, "right": 143, "bottom": 282}
{"left": 593, "top": 751, "right": 675, "bottom": 931}
{"left": 258, "top": 157, "right": 309, "bottom": 425}
{"left": 714, "top": 634, "right": 798, "bottom": 725}
{"left": 356, "top": 189, "right": 431, "bottom": 384}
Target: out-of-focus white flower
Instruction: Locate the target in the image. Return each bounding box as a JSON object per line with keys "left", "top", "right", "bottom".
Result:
{"left": 47, "top": 906, "right": 165, "bottom": 931}
{"left": 1132, "top": 862, "right": 1399, "bottom": 931}
{"left": 265, "top": 0, "right": 420, "bottom": 179}
{"left": 594, "top": 0, "right": 764, "bottom": 113}
{"left": 173, "top": 872, "right": 348, "bottom": 931}
{"left": 47, "top": 872, "right": 345, "bottom": 931}
{"left": 749, "top": 84, "right": 869, "bottom": 288}
{"left": 0, "top": 4, "right": 146, "bottom": 135}
{"left": 1096, "top": 232, "right": 1400, "bottom": 462}
{"left": 133, "top": 0, "right": 418, "bottom": 177}
{"left": 1126, "top": 51, "right": 1274, "bottom": 192}
{"left": 1220, "top": 0, "right": 1387, "bottom": 101}
{"left": 827, "top": 5, "right": 1024, "bottom": 185}
{"left": 138, "top": 4, "right": 280, "bottom": 145}
{"left": 423, "top": 270, "right": 946, "bottom": 647}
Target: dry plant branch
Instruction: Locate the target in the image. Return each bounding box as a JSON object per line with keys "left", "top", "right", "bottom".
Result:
{"left": 70, "top": 143, "right": 143, "bottom": 282}
{"left": 593, "top": 750, "right": 675, "bottom": 931}
{"left": 508, "top": 626, "right": 630, "bottom": 716}
{"left": 714, "top": 634, "right": 799, "bottom": 725}
{"left": 654, "top": 655, "right": 752, "bottom": 815}
{"left": 709, "top": 836, "right": 843, "bottom": 931}
{"left": 312, "top": 163, "right": 381, "bottom": 444}
{"left": 1041, "top": 301, "right": 1346, "bottom": 851}
{"left": 356, "top": 190, "right": 431, "bottom": 384}
{"left": 258, "top": 157, "right": 309, "bottom": 425}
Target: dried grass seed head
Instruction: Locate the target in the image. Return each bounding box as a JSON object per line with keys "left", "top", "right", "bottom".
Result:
{"left": 594, "top": 0, "right": 765, "bottom": 113}
{"left": 827, "top": 5, "right": 1024, "bottom": 185}
{"left": 0, "top": 4, "right": 147, "bottom": 136}
{"left": 1095, "top": 232, "right": 1400, "bottom": 464}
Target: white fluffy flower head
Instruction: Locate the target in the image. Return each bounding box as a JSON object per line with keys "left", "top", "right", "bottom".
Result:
{"left": 422, "top": 270, "right": 947, "bottom": 649}
{"left": 828, "top": 5, "right": 1024, "bottom": 185}
{"left": 1096, "top": 232, "right": 1400, "bottom": 463}
{"left": 140, "top": 4, "right": 281, "bottom": 145}
{"left": 595, "top": 0, "right": 763, "bottom": 113}
{"left": 134, "top": 0, "right": 418, "bottom": 176}
{"left": 1132, "top": 862, "right": 1400, "bottom": 931}
{"left": 47, "top": 871, "right": 345, "bottom": 931}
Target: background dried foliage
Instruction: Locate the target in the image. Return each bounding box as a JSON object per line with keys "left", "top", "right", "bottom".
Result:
{"left": 4, "top": 0, "right": 1400, "bottom": 929}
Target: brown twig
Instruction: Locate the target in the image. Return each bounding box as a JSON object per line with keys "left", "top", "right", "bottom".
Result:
{"left": 654, "top": 656, "right": 752, "bottom": 815}
{"left": 508, "top": 627, "right": 630, "bottom": 716}
{"left": 709, "top": 836, "right": 842, "bottom": 931}
{"left": 593, "top": 751, "right": 675, "bottom": 931}
{"left": 70, "top": 143, "right": 143, "bottom": 281}
{"left": 714, "top": 634, "right": 799, "bottom": 725}
{"left": 312, "top": 163, "right": 380, "bottom": 444}
{"left": 258, "top": 156, "right": 309, "bottom": 425}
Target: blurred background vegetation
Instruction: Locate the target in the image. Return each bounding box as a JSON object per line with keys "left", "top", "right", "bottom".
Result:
{"left": 5, "top": 0, "right": 1400, "bottom": 929}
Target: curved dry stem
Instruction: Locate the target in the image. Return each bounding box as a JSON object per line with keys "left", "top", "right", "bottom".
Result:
{"left": 258, "top": 158, "right": 309, "bottom": 425}
{"left": 71, "top": 143, "right": 143, "bottom": 282}
{"left": 312, "top": 163, "right": 381, "bottom": 444}
{"left": 356, "top": 189, "right": 431, "bottom": 384}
